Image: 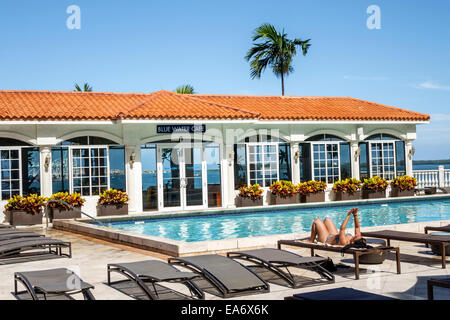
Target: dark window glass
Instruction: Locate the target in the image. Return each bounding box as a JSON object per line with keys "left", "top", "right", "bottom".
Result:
{"left": 339, "top": 142, "right": 351, "bottom": 179}
{"left": 52, "top": 147, "right": 70, "bottom": 193}
{"left": 60, "top": 136, "right": 118, "bottom": 146}
{"left": 206, "top": 144, "right": 221, "bottom": 207}
{"left": 109, "top": 146, "right": 125, "bottom": 191}
{"left": 141, "top": 145, "right": 158, "bottom": 210}
{"left": 21, "top": 148, "right": 40, "bottom": 195}
{"left": 0, "top": 138, "right": 31, "bottom": 146}
{"left": 366, "top": 134, "right": 399, "bottom": 141}
{"left": 395, "top": 141, "right": 406, "bottom": 176}
{"left": 278, "top": 143, "right": 291, "bottom": 181}
{"left": 61, "top": 136, "right": 89, "bottom": 146}
{"left": 299, "top": 143, "right": 311, "bottom": 182}
{"left": 89, "top": 136, "right": 119, "bottom": 145}
{"left": 306, "top": 134, "right": 345, "bottom": 142}
{"left": 234, "top": 144, "right": 247, "bottom": 189}
{"left": 359, "top": 142, "right": 369, "bottom": 179}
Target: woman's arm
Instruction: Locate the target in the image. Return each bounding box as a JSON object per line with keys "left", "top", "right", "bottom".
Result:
{"left": 338, "top": 211, "right": 353, "bottom": 244}
{"left": 352, "top": 209, "right": 362, "bottom": 239}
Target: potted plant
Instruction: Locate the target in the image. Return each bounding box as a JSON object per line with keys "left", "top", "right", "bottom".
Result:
{"left": 390, "top": 176, "right": 417, "bottom": 197}
{"left": 97, "top": 189, "right": 129, "bottom": 216}
{"left": 362, "top": 176, "right": 388, "bottom": 199}
{"left": 268, "top": 180, "right": 299, "bottom": 205}
{"left": 4, "top": 194, "right": 46, "bottom": 226}
{"left": 298, "top": 180, "right": 327, "bottom": 203}
{"left": 332, "top": 178, "right": 362, "bottom": 201}
{"left": 236, "top": 184, "right": 264, "bottom": 207}
{"left": 47, "top": 192, "right": 86, "bottom": 221}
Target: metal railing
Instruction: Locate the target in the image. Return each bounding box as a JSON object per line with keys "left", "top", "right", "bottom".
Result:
{"left": 45, "top": 200, "right": 107, "bottom": 228}
{"left": 413, "top": 165, "right": 450, "bottom": 188}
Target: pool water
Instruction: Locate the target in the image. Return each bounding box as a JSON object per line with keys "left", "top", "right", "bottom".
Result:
{"left": 108, "top": 199, "right": 450, "bottom": 242}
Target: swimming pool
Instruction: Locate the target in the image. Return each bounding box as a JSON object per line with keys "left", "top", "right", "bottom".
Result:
{"left": 108, "top": 199, "right": 450, "bottom": 242}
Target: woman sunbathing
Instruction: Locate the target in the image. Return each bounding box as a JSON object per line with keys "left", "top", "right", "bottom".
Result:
{"left": 308, "top": 208, "right": 362, "bottom": 246}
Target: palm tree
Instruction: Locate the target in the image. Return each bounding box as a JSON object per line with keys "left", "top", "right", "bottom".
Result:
{"left": 245, "top": 23, "right": 311, "bottom": 95}
{"left": 174, "top": 84, "right": 195, "bottom": 94}
{"left": 74, "top": 83, "right": 93, "bottom": 92}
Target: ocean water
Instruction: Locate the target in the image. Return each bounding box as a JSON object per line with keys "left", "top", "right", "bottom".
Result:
{"left": 108, "top": 199, "right": 450, "bottom": 242}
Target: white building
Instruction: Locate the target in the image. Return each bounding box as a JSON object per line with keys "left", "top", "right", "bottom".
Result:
{"left": 0, "top": 90, "right": 430, "bottom": 216}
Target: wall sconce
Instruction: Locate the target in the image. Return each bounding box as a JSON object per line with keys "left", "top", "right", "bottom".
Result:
{"left": 294, "top": 150, "right": 301, "bottom": 163}
{"left": 354, "top": 147, "right": 361, "bottom": 160}
{"left": 130, "top": 152, "right": 136, "bottom": 166}
{"left": 44, "top": 154, "right": 51, "bottom": 172}
{"left": 408, "top": 147, "right": 416, "bottom": 160}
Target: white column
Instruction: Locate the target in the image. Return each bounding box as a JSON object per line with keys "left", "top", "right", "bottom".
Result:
{"left": 290, "top": 142, "right": 300, "bottom": 184}
{"left": 39, "top": 146, "right": 53, "bottom": 197}
{"left": 350, "top": 141, "right": 360, "bottom": 180}
{"left": 405, "top": 140, "right": 414, "bottom": 176}
{"left": 222, "top": 127, "right": 236, "bottom": 208}
{"left": 125, "top": 145, "right": 143, "bottom": 214}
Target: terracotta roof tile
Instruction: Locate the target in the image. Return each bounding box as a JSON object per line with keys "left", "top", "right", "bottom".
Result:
{"left": 0, "top": 90, "right": 429, "bottom": 122}
{"left": 190, "top": 94, "right": 430, "bottom": 121}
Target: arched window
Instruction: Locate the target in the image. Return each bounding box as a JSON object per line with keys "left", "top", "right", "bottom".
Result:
{"left": 52, "top": 136, "right": 125, "bottom": 196}
{"left": 359, "top": 134, "right": 406, "bottom": 180}
{"left": 299, "top": 135, "right": 351, "bottom": 183}
{"left": 234, "top": 133, "right": 291, "bottom": 188}
{"left": 0, "top": 138, "right": 40, "bottom": 200}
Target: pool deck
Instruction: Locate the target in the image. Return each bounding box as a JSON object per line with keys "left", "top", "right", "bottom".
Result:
{"left": 0, "top": 220, "right": 449, "bottom": 300}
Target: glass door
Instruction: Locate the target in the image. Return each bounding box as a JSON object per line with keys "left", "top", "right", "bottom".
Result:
{"left": 157, "top": 145, "right": 207, "bottom": 211}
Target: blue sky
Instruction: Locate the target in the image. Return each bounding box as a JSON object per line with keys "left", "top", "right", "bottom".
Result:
{"left": 0, "top": 0, "right": 449, "bottom": 160}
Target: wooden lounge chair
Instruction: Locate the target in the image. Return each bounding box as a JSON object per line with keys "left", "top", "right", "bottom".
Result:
{"left": 286, "top": 287, "right": 397, "bottom": 300}
{"left": 107, "top": 260, "right": 204, "bottom": 300}
{"left": 425, "top": 224, "right": 450, "bottom": 234}
{"left": 227, "top": 248, "right": 335, "bottom": 288}
{"left": 427, "top": 277, "right": 450, "bottom": 300}
{"left": 168, "top": 254, "right": 270, "bottom": 298}
{"left": 14, "top": 268, "right": 94, "bottom": 300}
{"left": 0, "top": 237, "right": 71, "bottom": 264}
{"left": 361, "top": 230, "right": 450, "bottom": 268}
{"left": 278, "top": 239, "right": 401, "bottom": 280}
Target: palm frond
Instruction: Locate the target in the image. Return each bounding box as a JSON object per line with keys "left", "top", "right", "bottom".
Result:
{"left": 174, "top": 84, "right": 195, "bottom": 94}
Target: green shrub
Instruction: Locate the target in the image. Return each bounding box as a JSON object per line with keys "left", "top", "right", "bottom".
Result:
{"left": 269, "top": 180, "right": 298, "bottom": 198}
{"left": 47, "top": 192, "right": 86, "bottom": 210}
{"left": 98, "top": 189, "right": 129, "bottom": 206}
{"left": 297, "top": 180, "right": 327, "bottom": 195}
{"left": 238, "top": 184, "right": 264, "bottom": 200}
{"left": 4, "top": 194, "right": 46, "bottom": 215}
{"left": 332, "top": 178, "right": 362, "bottom": 194}
{"left": 362, "top": 176, "right": 389, "bottom": 191}
{"left": 391, "top": 175, "right": 417, "bottom": 191}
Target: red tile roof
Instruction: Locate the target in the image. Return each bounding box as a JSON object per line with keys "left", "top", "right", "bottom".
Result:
{"left": 0, "top": 90, "right": 429, "bottom": 122}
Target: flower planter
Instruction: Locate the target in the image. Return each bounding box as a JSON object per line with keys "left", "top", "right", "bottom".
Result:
{"left": 390, "top": 188, "right": 415, "bottom": 198}
{"left": 269, "top": 193, "right": 300, "bottom": 205}
{"left": 362, "top": 189, "right": 386, "bottom": 199}
{"left": 236, "top": 197, "right": 263, "bottom": 207}
{"left": 7, "top": 210, "right": 43, "bottom": 226}
{"left": 300, "top": 192, "right": 325, "bottom": 203}
{"left": 49, "top": 206, "right": 82, "bottom": 222}
{"left": 334, "top": 191, "right": 361, "bottom": 201}
{"left": 97, "top": 204, "right": 128, "bottom": 217}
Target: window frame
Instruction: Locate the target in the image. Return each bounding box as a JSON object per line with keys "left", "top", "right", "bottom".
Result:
{"left": 245, "top": 142, "right": 280, "bottom": 187}
{"left": 0, "top": 147, "right": 22, "bottom": 200}
{"left": 310, "top": 141, "right": 341, "bottom": 184}
{"left": 68, "top": 145, "right": 111, "bottom": 196}
{"left": 368, "top": 140, "right": 397, "bottom": 180}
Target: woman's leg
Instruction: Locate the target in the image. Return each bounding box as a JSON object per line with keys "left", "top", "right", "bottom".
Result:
{"left": 324, "top": 217, "right": 339, "bottom": 234}
{"left": 309, "top": 218, "right": 330, "bottom": 243}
